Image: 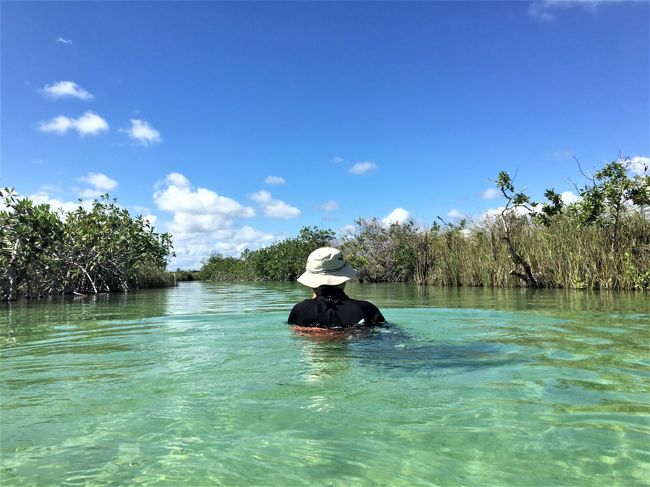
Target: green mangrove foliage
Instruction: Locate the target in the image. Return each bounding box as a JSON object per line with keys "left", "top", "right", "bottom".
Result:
{"left": 199, "top": 157, "right": 649, "bottom": 290}
{"left": 199, "top": 226, "right": 334, "bottom": 281}
{"left": 0, "top": 189, "right": 175, "bottom": 300}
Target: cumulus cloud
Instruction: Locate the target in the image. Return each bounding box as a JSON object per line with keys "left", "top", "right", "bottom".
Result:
{"left": 153, "top": 173, "right": 278, "bottom": 268}
{"left": 77, "top": 172, "right": 118, "bottom": 198}
{"left": 250, "top": 190, "right": 301, "bottom": 218}
{"left": 447, "top": 209, "right": 466, "bottom": 219}
{"left": 560, "top": 191, "right": 581, "bottom": 205}
{"left": 629, "top": 156, "right": 649, "bottom": 176}
{"left": 481, "top": 188, "right": 500, "bottom": 200}
{"left": 142, "top": 214, "right": 157, "bottom": 227}
{"left": 56, "top": 37, "right": 72, "bottom": 45}
{"left": 38, "top": 111, "right": 109, "bottom": 136}
{"left": 155, "top": 173, "right": 254, "bottom": 218}
{"left": 349, "top": 161, "right": 377, "bottom": 175}
{"left": 30, "top": 191, "right": 82, "bottom": 214}
{"left": 381, "top": 207, "right": 411, "bottom": 226}
{"left": 38, "top": 116, "right": 73, "bottom": 134}
{"left": 264, "top": 175, "right": 286, "bottom": 185}
{"left": 321, "top": 200, "right": 339, "bottom": 211}
{"left": 480, "top": 205, "right": 530, "bottom": 221}
{"left": 170, "top": 226, "right": 277, "bottom": 269}
{"left": 121, "top": 119, "right": 162, "bottom": 146}
{"left": 28, "top": 190, "right": 93, "bottom": 218}
{"left": 165, "top": 172, "right": 190, "bottom": 188}
{"left": 41, "top": 81, "right": 93, "bottom": 100}
{"left": 78, "top": 172, "right": 118, "bottom": 191}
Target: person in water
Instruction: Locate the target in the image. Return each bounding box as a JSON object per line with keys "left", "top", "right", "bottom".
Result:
{"left": 288, "top": 247, "right": 385, "bottom": 329}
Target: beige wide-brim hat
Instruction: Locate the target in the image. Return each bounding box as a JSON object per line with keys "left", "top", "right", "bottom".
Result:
{"left": 297, "top": 247, "right": 357, "bottom": 288}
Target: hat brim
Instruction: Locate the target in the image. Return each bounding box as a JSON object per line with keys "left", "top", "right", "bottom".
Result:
{"left": 297, "top": 263, "right": 357, "bottom": 288}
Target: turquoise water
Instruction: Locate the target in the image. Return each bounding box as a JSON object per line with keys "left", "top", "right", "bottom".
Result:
{"left": 1, "top": 282, "right": 649, "bottom": 486}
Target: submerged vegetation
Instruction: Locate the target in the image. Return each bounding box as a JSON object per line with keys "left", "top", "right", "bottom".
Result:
{"left": 0, "top": 190, "right": 174, "bottom": 301}
{"left": 201, "top": 157, "right": 649, "bottom": 290}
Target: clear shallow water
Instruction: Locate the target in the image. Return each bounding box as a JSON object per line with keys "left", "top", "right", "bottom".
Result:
{"left": 1, "top": 282, "right": 649, "bottom": 486}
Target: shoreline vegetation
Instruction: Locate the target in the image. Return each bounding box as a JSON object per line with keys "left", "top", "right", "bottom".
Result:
{"left": 2, "top": 157, "right": 648, "bottom": 301}
{"left": 200, "top": 158, "right": 649, "bottom": 291}
{"left": 0, "top": 191, "right": 175, "bottom": 301}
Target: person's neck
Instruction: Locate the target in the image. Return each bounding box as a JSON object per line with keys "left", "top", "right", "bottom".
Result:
{"left": 312, "top": 285, "right": 347, "bottom": 299}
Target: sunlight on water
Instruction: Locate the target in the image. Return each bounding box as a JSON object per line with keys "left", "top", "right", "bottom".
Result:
{"left": 1, "top": 282, "right": 649, "bottom": 486}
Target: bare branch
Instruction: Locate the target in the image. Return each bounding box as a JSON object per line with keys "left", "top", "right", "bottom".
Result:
{"left": 573, "top": 156, "right": 594, "bottom": 184}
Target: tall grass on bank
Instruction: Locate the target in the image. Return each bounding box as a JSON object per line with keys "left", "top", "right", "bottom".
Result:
{"left": 341, "top": 158, "right": 649, "bottom": 290}
{"left": 343, "top": 213, "right": 648, "bottom": 290}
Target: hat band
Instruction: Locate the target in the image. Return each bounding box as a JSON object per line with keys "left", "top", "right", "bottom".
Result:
{"left": 307, "top": 262, "right": 348, "bottom": 274}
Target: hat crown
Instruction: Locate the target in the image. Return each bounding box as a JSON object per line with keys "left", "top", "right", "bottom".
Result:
{"left": 305, "top": 247, "right": 347, "bottom": 274}
{"left": 297, "top": 247, "right": 357, "bottom": 288}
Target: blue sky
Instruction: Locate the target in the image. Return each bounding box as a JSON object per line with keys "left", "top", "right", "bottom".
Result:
{"left": 2, "top": 1, "right": 648, "bottom": 268}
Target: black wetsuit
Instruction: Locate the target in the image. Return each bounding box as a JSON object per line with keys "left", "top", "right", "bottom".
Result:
{"left": 288, "top": 287, "right": 385, "bottom": 329}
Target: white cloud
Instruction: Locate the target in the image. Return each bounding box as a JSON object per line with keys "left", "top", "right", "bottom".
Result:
{"left": 71, "top": 112, "right": 108, "bottom": 135}
{"left": 41, "top": 81, "right": 93, "bottom": 100}
{"left": 250, "top": 190, "right": 301, "bottom": 218}
{"left": 30, "top": 191, "right": 79, "bottom": 214}
{"left": 264, "top": 175, "right": 286, "bottom": 185}
{"left": 56, "top": 37, "right": 72, "bottom": 45}
{"left": 169, "top": 226, "right": 277, "bottom": 269}
{"left": 165, "top": 172, "right": 191, "bottom": 188}
{"left": 28, "top": 190, "right": 92, "bottom": 218}
{"left": 481, "top": 188, "right": 500, "bottom": 200}
{"left": 77, "top": 172, "right": 118, "bottom": 198}
{"left": 121, "top": 119, "right": 162, "bottom": 146}
{"left": 153, "top": 174, "right": 279, "bottom": 268}
{"left": 629, "top": 156, "right": 649, "bottom": 176}
{"left": 155, "top": 174, "right": 254, "bottom": 218}
{"left": 381, "top": 207, "right": 411, "bottom": 226}
{"left": 560, "top": 191, "right": 581, "bottom": 205}
{"left": 480, "top": 205, "right": 530, "bottom": 221}
{"left": 528, "top": 0, "right": 621, "bottom": 22}
{"left": 78, "top": 172, "right": 118, "bottom": 191}
{"left": 38, "top": 111, "right": 108, "bottom": 136}
{"left": 330, "top": 156, "right": 345, "bottom": 165}
{"left": 38, "top": 116, "right": 73, "bottom": 134}
{"left": 143, "top": 214, "right": 157, "bottom": 227}
{"left": 447, "top": 209, "right": 466, "bottom": 219}
{"left": 321, "top": 200, "right": 339, "bottom": 211}
{"left": 349, "top": 161, "right": 377, "bottom": 175}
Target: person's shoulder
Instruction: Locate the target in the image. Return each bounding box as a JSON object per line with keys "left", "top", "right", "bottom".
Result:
{"left": 288, "top": 299, "right": 313, "bottom": 317}
{"left": 348, "top": 298, "right": 385, "bottom": 322}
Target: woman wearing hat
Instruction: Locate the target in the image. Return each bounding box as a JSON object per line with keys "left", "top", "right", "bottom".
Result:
{"left": 288, "top": 247, "right": 385, "bottom": 329}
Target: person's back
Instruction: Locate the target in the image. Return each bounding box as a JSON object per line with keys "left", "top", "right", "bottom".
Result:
{"left": 288, "top": 285, "right": 384, "bottom": 329}
{"left": 288, "top": 247, "right": 385, "bottom": 329}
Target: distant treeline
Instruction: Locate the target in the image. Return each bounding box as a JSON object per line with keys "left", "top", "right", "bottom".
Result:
{"left": 200, "top": 158, "right": 650, "bottom": 290}
{"left": 0, "top": 190, "right": 175, "bottom": 301}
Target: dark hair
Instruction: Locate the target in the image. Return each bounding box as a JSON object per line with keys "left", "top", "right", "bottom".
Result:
{"left": 313, "top": 284, "right": 346, "bottom": 297}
